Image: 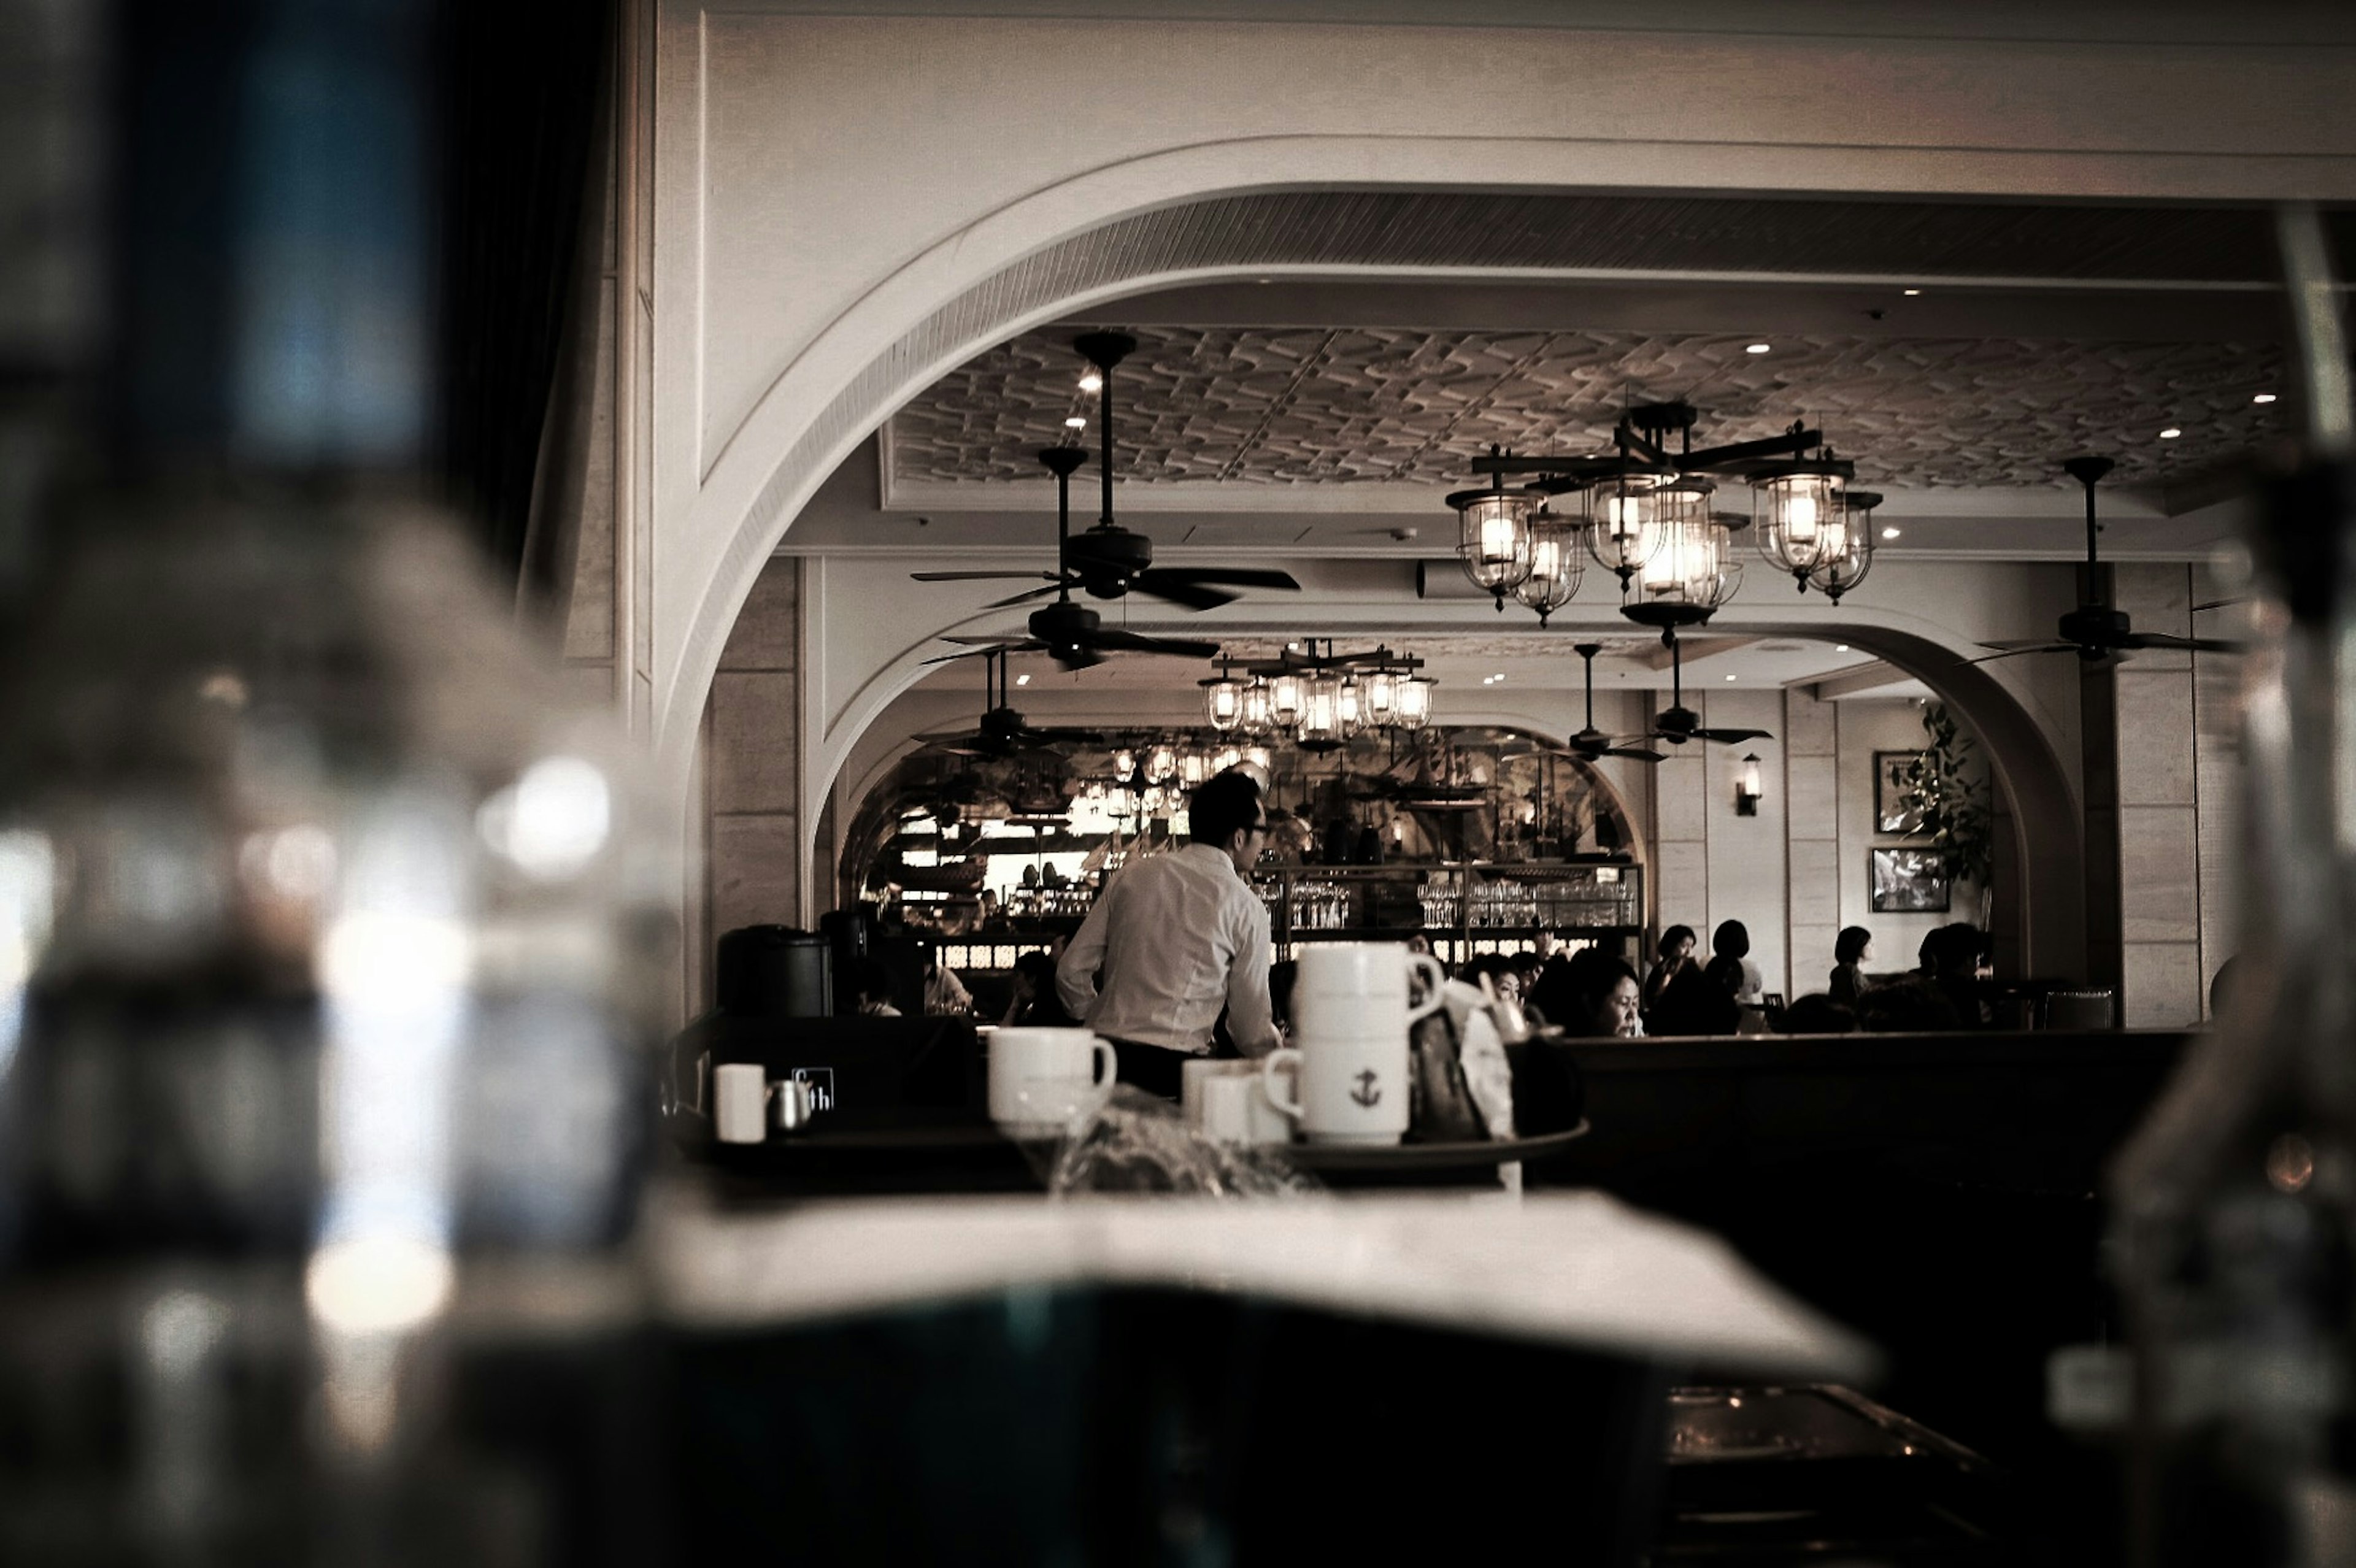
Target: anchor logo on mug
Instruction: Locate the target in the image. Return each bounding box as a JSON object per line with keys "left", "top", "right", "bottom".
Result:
{"left": 1349, "top": 1070, "right": 1381, "bottom": 1108}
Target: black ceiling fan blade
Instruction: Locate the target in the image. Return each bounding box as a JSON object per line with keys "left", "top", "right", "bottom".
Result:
{"left": 1692, "top": 727, "right": 1774, "bottom": 745}
{"left": 1125, "top": 574, "right": 1238, "bottom": 612}
{"left": 1141, "top": 567, "right": 1303, "bottom": 591}
{"left": 943, "top": 634, "right": 1040, "bottom": 647}
{"left": 1958, "top": 644, "right": 2074, "bottom": 667}
{"left": 2191, "top": 598, "right": 2247, "bottom": 613}
{"left": 2120, "top": 632, "right": 2247, "bottom": 654}
{"left": 1050, "top": 647, "right": 1109, "bottom": 672}
{"left": 1601, "top": 747, "right": 1669, "bottom": 764}
{"left": 912, "top": 571, "right": 1061, "bottom": 583}
{"left": 1079, "top": 628, "right": 1222, "bottom": 659}
{"left": 1979, "top": 637, "right": 2075, "bottom": 652}
{"left": 982, "top": 582, "right": 1071, "bottom": 610}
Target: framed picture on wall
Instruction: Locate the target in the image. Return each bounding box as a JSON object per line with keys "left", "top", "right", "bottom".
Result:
{"left": 1869, "top": 847, "right": 1951, "bottom": 913}
{"left": 1874, "top": 750, "right": 1930, "bottom": 835}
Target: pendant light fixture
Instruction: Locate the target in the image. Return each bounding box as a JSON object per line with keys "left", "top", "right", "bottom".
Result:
{"left": 1268, "top": 669, "right": 1307, "bottom": 728}
{"left": 1238, "top": 677, "right": 1274, "bottom": 734}
{"left": 1199, "top": 658, "right": 1247, "bottom": 730}
{"left": 1296, "top": 675, "right": 1345, "bottom": 751}
{"left": 1363, "top": 667, "right": 1398, "bottom": 724}
{"left": 1450, "top": 450, "right": 1541, "bottom": 609}
{"left": 1514, "top": 504, "right": 1585, "bottom": 625}
{"left": 1752, "top": 445, "right": 1855, "bottom": 590}
{"left": 1623, "top": 488, "right": 1743, "bottom": 630}
{"left": 1808, "top": 490, "right": 1879, "bottom": 603}
{"left": 1393, "top": 674, "right": 1434, "bottom": 729}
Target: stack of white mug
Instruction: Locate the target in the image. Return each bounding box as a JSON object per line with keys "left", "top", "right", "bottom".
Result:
{"left": 1261, "top": 942, "right": 1446, "bottom": 1147}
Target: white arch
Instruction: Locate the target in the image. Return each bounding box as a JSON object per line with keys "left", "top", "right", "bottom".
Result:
{"left": 658, "top": 120, "right": 2353, "bottom": 786}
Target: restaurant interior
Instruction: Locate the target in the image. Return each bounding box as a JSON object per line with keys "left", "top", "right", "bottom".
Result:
{"left": 6, "top": 2, "right": 2356, "bottom": 1564}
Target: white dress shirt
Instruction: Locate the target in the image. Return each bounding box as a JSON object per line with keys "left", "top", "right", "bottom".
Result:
{"left": 1056, "top": 844, "right": 1280, "bottom": 1057}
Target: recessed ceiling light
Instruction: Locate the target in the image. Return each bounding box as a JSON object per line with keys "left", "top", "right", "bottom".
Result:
{"left": 1835, "top": 644, "right": 1850, "bottom": 652}
{"left": 1881, "top": 526, "right": 1901, "bottom": 540}
{"left": 1064, "top": 416, "right": 1086, "bottom": 429}
{"left": 1078, "top": 373, "right": 1102, "bottom": 393}
{"left": 1724, "top": 674, "right": 1738, "bottom": 681}
{"left": 2255, "top": 392, "right": 2278, "bottom": 404}
{"left": 1015, "top": 674, "right": 1030, "bottom": 685}
{"left": 1492, "top": 672, "right": 1506, "bottom": 682}
{"left": 2159, "top": 427, "right": 2182, "bottom": 439}
{"left": 1746, "top": 342, "right": 1771, "bottom": 355}
{"left": 1902, "top": 288, "right": 1922, "bottom": 297}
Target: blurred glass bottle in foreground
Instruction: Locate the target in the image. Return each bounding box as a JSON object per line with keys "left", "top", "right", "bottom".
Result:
{"left": 2111, "top": 209, "right": 2356, "bottom": 1568}
{"left": 0, "top": 1, "right": 670, "bottom": 1561}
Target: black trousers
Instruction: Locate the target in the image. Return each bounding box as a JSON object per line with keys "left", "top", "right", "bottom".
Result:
{"left": 1106, "top": 1039, "right": 1196, "bottom": 1099}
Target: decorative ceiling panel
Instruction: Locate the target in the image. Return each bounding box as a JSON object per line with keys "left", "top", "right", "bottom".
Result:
{"left": 891, "top": 324, "right": 2284, "bottom": 491}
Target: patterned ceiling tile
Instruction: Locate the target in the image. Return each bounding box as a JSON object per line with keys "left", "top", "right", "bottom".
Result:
{"left": 892, "top": 325, "right": 2285, "bottom": 491}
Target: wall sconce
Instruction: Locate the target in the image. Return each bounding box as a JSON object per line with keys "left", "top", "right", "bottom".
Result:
{"left": 1736, "top": 753, "right": 1765, "bottom": 816}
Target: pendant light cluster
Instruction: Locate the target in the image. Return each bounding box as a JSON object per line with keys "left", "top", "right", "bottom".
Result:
{"left": 1203, "top": 642, "right": 1433, "bottom": 751}
{"left": 1450, "top": 403, "right": 1879, "bottom": 629}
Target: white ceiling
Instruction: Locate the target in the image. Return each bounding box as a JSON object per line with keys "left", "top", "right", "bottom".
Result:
{"left": 796, "top": 194, "right": 2299, "bottom": 691}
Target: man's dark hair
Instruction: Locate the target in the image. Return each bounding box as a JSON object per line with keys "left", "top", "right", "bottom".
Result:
{"left": 1188, "top": 769, "right": 1263, "bottom": 849}
{"left": 1835, "top": 925, "right": 1873, "bottom": 964}
{"left": 1711, "top": 920, "right": 1750, "bottom": 961}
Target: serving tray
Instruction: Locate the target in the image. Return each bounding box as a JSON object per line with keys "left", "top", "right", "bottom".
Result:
{"left": 1270, "top": 1120, "right": 1589, "bottom": 1172}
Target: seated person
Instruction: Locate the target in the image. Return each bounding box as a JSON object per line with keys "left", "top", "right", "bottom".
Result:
{"left": 1777, "top": 993, "right": 1858, "bottom": 1034}
{"left": 1830, "top": 926, "right": 1874, "bottom": 1006}
{"left": 1556, "top": 951, "right": 1643, "bottom": 1039}
{"left": 848, "top": 956, "right": 900, "bottom": 1017}
{"left": 1855, "top": 976, "right": 1963, "bottom": 1032}
{"left": 999, "top": 951, "right": 1077, "bottom": 1027}
{"left": 1647, "top": 961, "right": 1741, "bottom": 1036}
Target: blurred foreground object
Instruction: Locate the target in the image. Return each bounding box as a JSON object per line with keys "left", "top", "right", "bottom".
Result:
{"left": 2111, "top": 206, "right": 2356, "bottom": 1568}
{"left": 0, "top": 0, "right": 668, "bottom": 1560}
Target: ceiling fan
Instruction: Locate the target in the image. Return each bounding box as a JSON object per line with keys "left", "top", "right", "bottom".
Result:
{"left": 925, "top": 445, "right": 1223, "bottom": 670}
{"left": 1969, "top": 456, "right": 2245, "bottom": 666}
{"left": 910, "top": 331, "right": 1302, "bottom": 612}
{"left": 1646, "top": 628, "right": 1774, "bottom": 747}
{"left": 1567, "top": 644, "right": 1666, "bottom": 763}
{"left": 914, "top": 650, "right": 1104, "bottom": 758}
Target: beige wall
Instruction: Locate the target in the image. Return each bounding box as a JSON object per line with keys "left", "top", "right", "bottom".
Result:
{"left": 704, "top": 559, "right": 804, "bottom": 974}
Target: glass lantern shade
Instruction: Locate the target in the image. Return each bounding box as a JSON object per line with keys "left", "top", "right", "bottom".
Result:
{"left": 1449, "top": 486, "right": 1539, "bottom": 598}
{"left": 1201, "top": 671, "right": 1245, "bottom": 730}
{"left": 1112, "top": 748, "right": 1136, "bottom": 778}
{"left": 1147, "top": 744, "right": 1177, "bottom": 783}
{"left": 1336, "top": 675, "right": 1362, "bottom": 733}
{"left": 1393, "top": 675, "right": 1434, "bottom": 730}
{"left": 1238, "top": 678, "right": 1274, "bottom": 733}
{"left": 1297, "top": 675, "right": 1344, "bottom": 748}
{"left": 1754, "top": 469, "right": 1846, "bottom": 583}
{"left": 1268, "top": 671, "right": 1307, "bottom": 726}
{"left": 1180, "top": 750, "right": 1210, "bottom": 787}
{"left": 1624, "top": 488, "right": 1741, "bottom": 625}
{"left": 1583, "top": 475, "right": 1668, "bottom": 581}
{"left": 1363, "top": 669, "right": 1397, "bottom": 724}
{"left": 1514, "top": 508, "right": 1585, "bottom": 623}
{"left": 1809, "top": 491, "right": 1878, "bottom": 602}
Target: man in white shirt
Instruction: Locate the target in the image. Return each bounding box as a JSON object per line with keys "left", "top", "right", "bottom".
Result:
{"left": 1057, "top": 770, "right": 1282, "bottom": 1097}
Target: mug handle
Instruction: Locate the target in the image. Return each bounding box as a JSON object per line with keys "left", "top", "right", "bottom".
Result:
{"left": 1260, "top": 1047, "right": 1305, "bottom": 1121}
{"left": 1085, "top": 1037, "right": 1120, "bottom": 1112}
{"left": 1404, "top": 954, "right": 1449, "bottom": 1023}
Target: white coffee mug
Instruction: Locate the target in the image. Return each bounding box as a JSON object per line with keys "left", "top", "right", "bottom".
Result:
{"left": 988, "top": 1027, "right": 1117, "bottom": 1138}
{"left": 713, "top": 1063, "right": 768, "bottom": 1144}
{"left": 1196, "top": 1070, "right": 1291, "bottom": 1146}
{"left": 1290, "top": 944, "right": 1447, "bottom": 1043}
{"left": 1180, "top": 1057, "right": 1256, "bottom": 1128}
{"left": 1264, "top": 945, "right": 1444, "bottom": 1145}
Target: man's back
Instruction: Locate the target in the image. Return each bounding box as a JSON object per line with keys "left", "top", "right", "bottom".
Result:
{"left": 1056, "top": 844, "right": 1277, "bottom": 1058}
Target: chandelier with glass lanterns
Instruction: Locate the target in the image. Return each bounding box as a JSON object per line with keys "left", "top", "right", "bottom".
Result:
{"left": 1207, "top": 640, "right": 1433, "bottom": 750}
{"left": 1451, "top": 404, "right": 1873, "bottom": 631}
